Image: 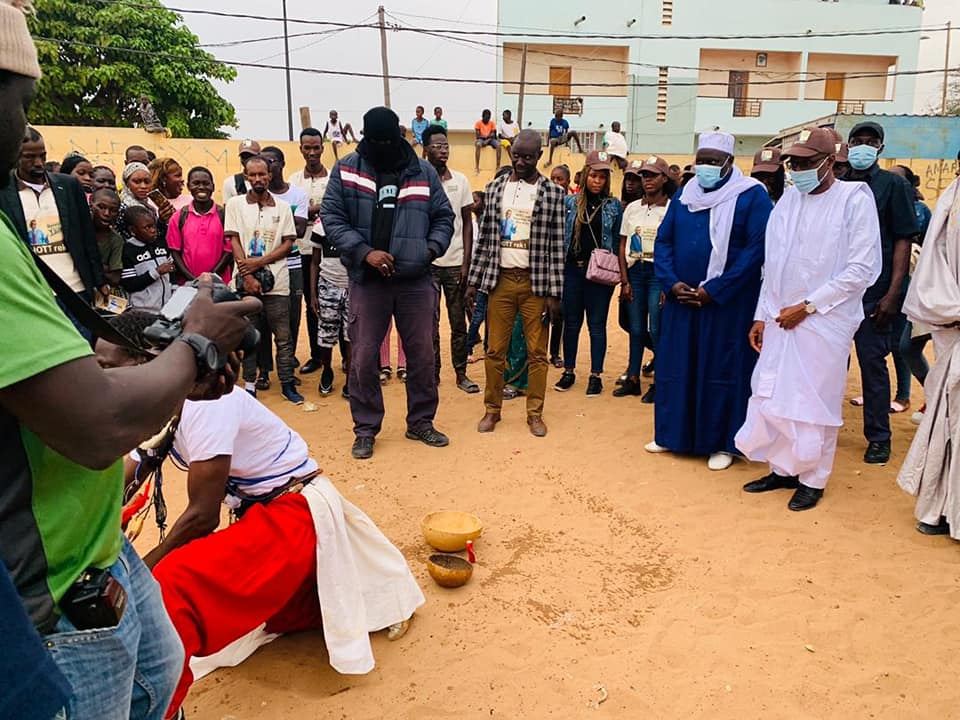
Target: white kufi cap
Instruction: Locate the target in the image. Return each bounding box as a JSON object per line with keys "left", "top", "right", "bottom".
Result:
{"left": 697, "top": 131, "right": 735, "bottom": 155}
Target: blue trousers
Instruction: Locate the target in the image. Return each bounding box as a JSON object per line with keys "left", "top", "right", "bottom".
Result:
{"left": 625, "top": 261, "right": 661, "bottom": 377}
{"left": 853, "top": 300, "right": 892, "bottom": 442}
{"left": 44, "top": 537, "right": 183, "bottom": 720}
{"left": 562, "top": 264, "right": 615, "bottom": 374}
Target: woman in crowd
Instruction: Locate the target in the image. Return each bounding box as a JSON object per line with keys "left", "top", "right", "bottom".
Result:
{"left": 59, "top": 153, "right": 94, "bottom": 193}
{"left": 150, "top": 157, "right": 189, "bottom": 211}
{"left": 555, "top": 151, "right": 624, "bottom": 396}
{"left": 547, "top": 165, "right": 572, "bottom": 367}
{"left": 118, "top": 161, "right": 174, "bottom": 240}
{"left": 91, "top": 164, "right": 117, "bottom": 192}
{"left": 750, "top": 147, "right": 784, "bottom": 203}
{"left": 620, "top": 160, "right": 645, "bottom": 207}
{"left": 615, "top": 156, "right": 675, "bottom": 401}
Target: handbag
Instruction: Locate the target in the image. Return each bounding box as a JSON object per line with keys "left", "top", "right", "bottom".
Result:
{"left": 586, "top": 247, "right": 621, "bottom": 286}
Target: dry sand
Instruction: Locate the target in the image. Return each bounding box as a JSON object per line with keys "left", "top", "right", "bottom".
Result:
{"left": 134, "top": 321, "right": 960, "bottom": 720}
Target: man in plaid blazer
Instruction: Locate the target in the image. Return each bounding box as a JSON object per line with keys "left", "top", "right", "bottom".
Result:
{"left": 465, "top": 129, "right": 565, "bottom": 437}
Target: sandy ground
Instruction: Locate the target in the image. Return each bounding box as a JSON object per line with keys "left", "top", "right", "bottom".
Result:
{"left": 134, "top": 318, "right": 960, "bottom": 720}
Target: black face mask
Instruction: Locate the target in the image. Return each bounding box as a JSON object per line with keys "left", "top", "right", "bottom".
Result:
{"left": 365, "top": 138, "right": 402, "bottom": 170}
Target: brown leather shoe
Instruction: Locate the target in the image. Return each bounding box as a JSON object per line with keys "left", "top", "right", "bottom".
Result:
{"left": 527, "top": 416, "right": 547, "bottom": 437}
{"left": 477, "top": 413, "right": 501, "bottom": 433}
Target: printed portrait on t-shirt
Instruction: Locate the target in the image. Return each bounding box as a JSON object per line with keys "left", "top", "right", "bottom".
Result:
{"left": 248, "top": 230, "right": 265, "bottom": 257}
{"left": 629, "top": 227, "right": 644, "bottom": 257}
{"left": 500, "top": 210, "right": 516, "bottom": 241}
{"left": 28, "top": 214, "right": 64, "bottom": 252}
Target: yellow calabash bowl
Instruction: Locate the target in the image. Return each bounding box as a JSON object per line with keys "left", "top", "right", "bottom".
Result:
{"left": 426, "top": 553, "right": 474, "bottom": 588}
{"left": 420, "top": 511, "right": 483, "bottom": 552}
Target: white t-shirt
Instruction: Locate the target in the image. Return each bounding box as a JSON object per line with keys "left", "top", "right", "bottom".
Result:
{"left": 434, "top": 169, "right": 474, "bottom": 268}
{"left": 224, "top": 193, "right": 297, "bottom": 297}
{"left": 20, "top": 183, "right": 86, "bottom": 292}
{"left": 171, "top": 388, "right": 318, "bottom": 499}
{"left": 271, "top": 185, "right": 309, "bottom": 271}
{"left": 290, "top": 169, "right": 329, "bottom": 243}
{"left": 222, "top": 174, "right": 251, "bottom": 204}
{"left": 499, "top": 120, "right": 520, "bottom": 139}
{"left": 604, "top": 131, "right": 629, "bottom": 159}
{"left": 309, "top": 236, "right": 349, "bottom": 289}
{"left": 499, "top": 180, "right": 538, "bottom": 270}
{"left": 620, "top": 199, "right": 669, "bottom": 268}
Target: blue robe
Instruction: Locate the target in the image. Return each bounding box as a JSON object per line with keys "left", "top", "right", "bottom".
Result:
{"left": 653, "top": 180, "right": 772, "bottom": 455}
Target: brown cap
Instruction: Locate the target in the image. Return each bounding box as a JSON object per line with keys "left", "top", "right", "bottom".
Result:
{"left": 585, "top": 150, "right": 613, "bottom": 171}
{"left": 836, "top": 142, "right": 849, "bottom": 162}
{"left": 638, "top": 155, "right": 670, "bottom": 176}
{"left": 783, "top": 128, "right": 837, "bottom": 159}
{"left": 624, "top": 159, "right": 645, "bottom": 177}
{"left": 238, "top": 139, "right": 261, "bottom": 156}
{"left": 752, "top": 147, "right": 782, "bottom": 173}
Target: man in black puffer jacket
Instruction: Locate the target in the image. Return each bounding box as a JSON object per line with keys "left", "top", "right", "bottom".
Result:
{"left": 322, "top": 106, "right": 455, "bottom": 460}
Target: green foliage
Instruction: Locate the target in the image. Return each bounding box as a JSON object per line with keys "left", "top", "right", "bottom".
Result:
{"left": 28, "top": 0, "right": 238, "bottom": 138}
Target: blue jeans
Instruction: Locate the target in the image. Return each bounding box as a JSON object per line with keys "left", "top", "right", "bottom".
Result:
{"left": 467, "top": 291, "right": 488, "bottom": 354}
{"left": 44, "top": 537, "right": 183, "bottom": 720}
{"left": 626, "top": 261, "right": 661, "bottom": 377}
{"left": 562, "top": 264, "right": 615, "bottom": 374}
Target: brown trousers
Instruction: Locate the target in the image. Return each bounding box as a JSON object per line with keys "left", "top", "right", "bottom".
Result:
{"left": 483, "top": 269, "right": 548, "bottom": 417}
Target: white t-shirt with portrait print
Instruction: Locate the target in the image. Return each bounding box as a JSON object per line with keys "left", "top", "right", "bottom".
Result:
{"left": 620, "top": 198, "right": 669, "bottom": 268}
{"left": 224, "top": 193, "right": 297, "bottom": 297}
{"left": 499, "top": 180, "right": 538, "bottom": 269}
{"left": 19, "top": 183, "right": 86, "bottom": 292}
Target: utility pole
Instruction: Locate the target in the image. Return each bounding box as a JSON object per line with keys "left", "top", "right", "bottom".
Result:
{"left": 378, "top": 5, "right": 391, "bottom": 108}
{"left": 516, "top": 43, "right": 528, "bottom": 127}
{"left": 282, "top": 0, "right": 294, "bottom": 140}
{"left": 942, "top": 20, "right": 953, "bottom": 116}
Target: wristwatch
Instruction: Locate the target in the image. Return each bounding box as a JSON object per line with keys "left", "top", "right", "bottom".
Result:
{"left": 177, "top": 333, "right": 222, "bottom": 379}
{"left": 803, "top": 300, "right": 817, "bottom": 315}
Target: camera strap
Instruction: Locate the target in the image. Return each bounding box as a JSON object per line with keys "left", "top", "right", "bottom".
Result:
{"left": 29, "top": 250, "right": 151, "bottom": 355}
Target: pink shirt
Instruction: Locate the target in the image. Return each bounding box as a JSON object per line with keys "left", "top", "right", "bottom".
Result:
{"left": 166, "top": 201, "right": 232, "bottom": 283}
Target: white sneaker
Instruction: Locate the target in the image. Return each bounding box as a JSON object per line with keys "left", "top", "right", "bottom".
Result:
{"left": 911, "top": 409, "right": 925, "bottom": 426}
{"left": 708, "top": 452, "right": 734, "bottom": 471}
{"left": 645, "top": 441, "right": 669, "bottom": 453}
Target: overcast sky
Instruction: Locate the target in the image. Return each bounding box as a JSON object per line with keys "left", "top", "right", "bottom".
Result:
{"left": 167, "top": 0, "right": 955, "bottom": 140}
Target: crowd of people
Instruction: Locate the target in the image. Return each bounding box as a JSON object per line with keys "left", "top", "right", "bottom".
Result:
{"left": 2, "top": 2, "right": 960, "bottom": 718}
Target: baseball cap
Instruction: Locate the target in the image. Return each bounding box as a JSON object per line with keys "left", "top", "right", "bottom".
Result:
{"left": 238, "top": 139, "right": 261, "bottom": 156}
{"left": 849, "top": 121, "right": 884, "bottom": 143}
{"left": 624, "top": 159, "right": 645, "bottom": 177}
{"left": 585, "top": 150, "right": 612, "bottom": 171}
{"left": 752, "top": 147, "right": 782, "bottom": 173}
{"left": 638, "top": 155, "right": 670, "bottom": 176}
{"left": 783, "top": 128, "right": 837, "bottom": 159}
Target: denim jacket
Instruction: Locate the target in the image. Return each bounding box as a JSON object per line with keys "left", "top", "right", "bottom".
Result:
{"left": 562, "top": 194, "right": 623, "bottom": 254}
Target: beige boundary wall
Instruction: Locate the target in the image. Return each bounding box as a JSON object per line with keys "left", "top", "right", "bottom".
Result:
{"left": 36, "top": 125, "right": 958, "bottom": 207}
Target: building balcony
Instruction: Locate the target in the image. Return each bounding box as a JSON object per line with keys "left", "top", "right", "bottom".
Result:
{"left": 733, "top": 99, "right": 763, "bottom": 117}
{"left": 836, "top": 100, "right": 867, "bottom": 114}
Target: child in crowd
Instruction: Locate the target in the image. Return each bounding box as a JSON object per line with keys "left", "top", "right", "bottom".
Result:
{"left": 120, "top": 204, "right": 174, "bottom": 310}
{"left": 90, "top": 188, "right": 123, "bottom": 290}
{"left": 380, "top": 325, "right": 406, "bottom": 383}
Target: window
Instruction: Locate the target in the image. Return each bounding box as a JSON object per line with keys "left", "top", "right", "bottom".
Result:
{"left": 549, "top": 66, "right": 572, "bottom": 98}
{"left": 662, "top": 0, "right": 673, "bottom": 26}
{"left": 657, "top": 67, "right": 668, "bottom": 123}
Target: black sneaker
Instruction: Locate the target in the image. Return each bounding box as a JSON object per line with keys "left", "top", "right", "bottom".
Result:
{"left": 352, "top": 436, "right": 374, "bottom": 459}
{"left": 586, "top": 376, "right": 603, "bottom": 397}
{"left": 642, "top": 358, "right": 656, "bottom": 377}
{"left": 405, "top": 426, "right": 450, "bottom": 447}
{"left": 281, "top": 383, "right": 304, "bottom": 405}
{"left": 319, "top": 366, "right": 334, "bottom": 396}
{"left": 554, "top": 371, "right": 575, "bottom": 392}
{"left": 342, "top": 382, "right": 350, "bottom": 400}
{"left": 255, "top": 373, "right": 271, "bottom": 391}
{"left": 300, "top": 358, "right": 322, "bottom": 374}
{"left": 864, "top": 440, "right": 891, "bottom": 464}
{"left": 613, "top": 378, "right": 642, "bottom": 397}
{"left": 640, "top": 383, "right": 655, "bottom": 404}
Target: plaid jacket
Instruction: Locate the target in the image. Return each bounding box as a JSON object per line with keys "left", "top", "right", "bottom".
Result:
{"left": 467, "top": 173, "right": 565, "bottom": 296}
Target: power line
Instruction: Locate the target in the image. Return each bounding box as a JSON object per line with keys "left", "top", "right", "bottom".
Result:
{"left": 89, "top": 0, "right": 950, "bottom": 42}
{"left": 34, "top": 34, "right": 958, "bottom": 90}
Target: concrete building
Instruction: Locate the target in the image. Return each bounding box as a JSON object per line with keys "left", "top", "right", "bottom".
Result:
{"left": 496, "top": 0, "right": 925, "bottom": 155}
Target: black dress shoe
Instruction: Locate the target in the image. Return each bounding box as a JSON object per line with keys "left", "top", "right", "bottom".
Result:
{"left": 916, "top": 517, "right": 950, "bottom": 535}
{"left": 640, "top": 383, "right": 655, "bottom": 404}
{"left": 743, "top": 472, "right": 799, "bottom": 493}
{"left": 788, "top": 484, "right": 823, "bottom": 511}
{"left": 864, "top": 440, "right": 891, "bottom": 464}
{"left": 300, "top": 358, "right": 322, "bottom": 374}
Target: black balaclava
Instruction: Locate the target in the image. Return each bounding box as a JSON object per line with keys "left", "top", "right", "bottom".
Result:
{"left": 361, "top": 106, "right": 403, "bottom": 170}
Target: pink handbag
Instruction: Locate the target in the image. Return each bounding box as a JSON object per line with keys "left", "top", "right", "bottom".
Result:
{"left": 586, "top": 248, "right": 621, "bottom": 286}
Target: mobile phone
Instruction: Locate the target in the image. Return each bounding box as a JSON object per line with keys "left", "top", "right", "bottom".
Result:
{"left": 160, "top": 285, "right": 198, "bottom": 321}
{"left": 148, "top": 189, "right": 167, "bottom": 205}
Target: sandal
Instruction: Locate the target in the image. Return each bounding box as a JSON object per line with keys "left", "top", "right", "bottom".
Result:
{"left": 850, "top": 396, "right": 864, "bottom": 407}
{"left": 457, "top": 376, "right": 480, "bottom": 394}
{"left": 890, "top": 400, "right": 910, "bottom": 413}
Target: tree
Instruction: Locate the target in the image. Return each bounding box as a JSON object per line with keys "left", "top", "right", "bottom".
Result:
{"left": 28, "top": 0, "right": 238, "bottom": 138}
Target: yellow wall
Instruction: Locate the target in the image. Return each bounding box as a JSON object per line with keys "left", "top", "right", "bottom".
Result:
{"left": 502, "top": 43, "right": 630, "bottom": 97}
{"left": 35, "top": 125, "right": 955, "bottom": 207}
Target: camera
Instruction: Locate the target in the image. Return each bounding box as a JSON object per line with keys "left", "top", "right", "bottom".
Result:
{"left": 143, "top": 276, "right": 260, "bottom": 355}
{"left": 61, "top": 567, "right": 127, "bottom": 630}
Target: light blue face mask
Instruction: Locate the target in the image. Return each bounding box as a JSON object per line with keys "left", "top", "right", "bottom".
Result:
{"left": 847, "top": 144, "right": 879, "bottom": 171}
{"left": 790, "top": 158, "right": 828, "bottom": 194}
{"left": 695, "top": 162, "right": 726, "bottom": 189}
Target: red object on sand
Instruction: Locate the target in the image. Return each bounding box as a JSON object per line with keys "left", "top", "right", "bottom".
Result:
{"left": 466, "top": 540, "right": 476, "bottom": 564}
